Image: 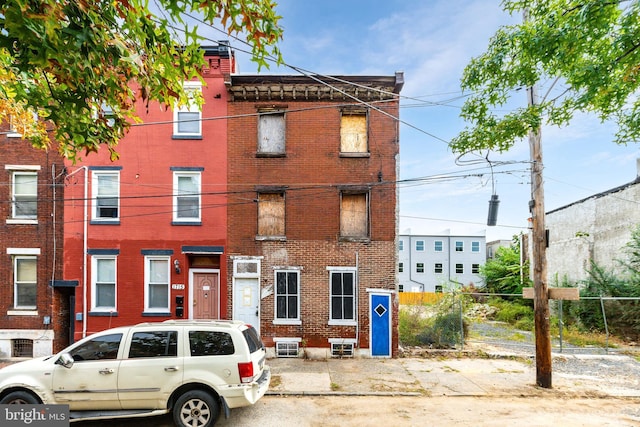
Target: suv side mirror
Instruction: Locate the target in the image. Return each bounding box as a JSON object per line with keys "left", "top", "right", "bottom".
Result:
{"left": 56, "top": 353, "right": 75, "bottom": 369}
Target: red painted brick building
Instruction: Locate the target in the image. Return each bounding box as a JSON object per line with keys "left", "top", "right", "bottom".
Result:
{"left": 226, "top": 74, "right": 403, "bottom": 357}
{"left": 0, "top": 122, "right": 71, "bottom": 356}
{"left": 62, "top": 45, "right": 234, "bottom": 341}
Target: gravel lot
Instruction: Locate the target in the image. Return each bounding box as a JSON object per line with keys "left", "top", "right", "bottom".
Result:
{"left": 466, "top": 320, "right": 640, "bottom": 393}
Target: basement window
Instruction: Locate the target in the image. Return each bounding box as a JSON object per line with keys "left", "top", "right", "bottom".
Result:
{"left": 274, "top": 338, "right": 301, "bottom": 358}
{"left": 329, "top": 340, "right": 355, "bottom": 358}
{"left": 12, "top": 339, "right": 33, "bottom": 357}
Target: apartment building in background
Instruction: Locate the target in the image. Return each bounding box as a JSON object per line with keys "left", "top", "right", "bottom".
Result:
{"left": 398, "top": 230, "right": 486, "bottom": 293}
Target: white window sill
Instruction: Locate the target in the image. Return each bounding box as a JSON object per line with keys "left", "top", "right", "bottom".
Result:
{"left": 273, "top": 319, "right": 302, "bottom": 326}
{"left": 6, "top": 219, "right": 38, "bottom": 225}
{"left": 328, "top": 320, "right": 357, "bottom": 327}
{"left": 8, "top": 310, "right": 38, "bottom": 316}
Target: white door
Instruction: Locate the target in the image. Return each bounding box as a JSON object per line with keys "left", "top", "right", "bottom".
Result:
{"left": 233, "top": 277, "right": 260, "bottom": 333}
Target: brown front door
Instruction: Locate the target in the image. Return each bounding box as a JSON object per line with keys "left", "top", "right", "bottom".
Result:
{"left": 193, "top": 272, "right": 219, "bottom": 319}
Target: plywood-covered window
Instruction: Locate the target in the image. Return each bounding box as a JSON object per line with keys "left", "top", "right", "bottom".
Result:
{"left": 340, "top": 111, "right": 367, "bottom": 153}
{"left": 258, "top": 111, "right": 286, "bottom": 155}
{"left": 340, "top": 191, "right": 369, "bottom": 239}
{"left": 258, "top": 192, "right": 285, "bottom": 236}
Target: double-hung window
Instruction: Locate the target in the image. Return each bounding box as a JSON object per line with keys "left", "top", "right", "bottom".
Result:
{"left": 14, "top": 255, "right": 37, "bottom": 309}
{"left": 11, "top": 171, "right": 37, "bottom": 220}
{"left": 434, "top": 240, "right": 443, "bottom": 252}
{"left": 274, "top": 270, "right": 300, "bottom": 324}
{"left": 145, "top": 256, "right": 170, "bottom": 312}
{"left": 455, "top": 241, "right": 464, "bottom": 252}
{"left": 91, "top": 255, "right": 117, "bottom": 311}
{"left": 416, "top": 240, "right": 424, "bottom": 251}
{"left": 92, "top": 170, "right": 120, "bottom": 222}
{"left": 472, "top": 241, "right": 480, "bottom": 252}
{"left": 172, "top": 169, "right": 202, "bottom": 223}
{"left": 173, "top": 81, "right": 202, "bottom": 138}
{"left": 328, "top": 268, "right": 356, "bottom": 325}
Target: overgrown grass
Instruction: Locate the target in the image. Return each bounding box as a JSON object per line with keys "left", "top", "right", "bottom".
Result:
{"left": 400, "top": 297, "right": 630, "bottom": 351}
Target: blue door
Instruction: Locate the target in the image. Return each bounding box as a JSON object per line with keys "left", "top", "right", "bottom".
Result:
{"left": 370, "top": 292, "right": 391, "bottom": 357}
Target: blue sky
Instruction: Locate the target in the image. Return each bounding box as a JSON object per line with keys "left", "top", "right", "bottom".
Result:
{"left": 210, "top": 0, "right": 640, "bottom": 242}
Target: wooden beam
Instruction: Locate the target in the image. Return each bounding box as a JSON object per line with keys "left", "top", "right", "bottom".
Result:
{"left": 523, "top": 287, "right": 580, "bottom": 300}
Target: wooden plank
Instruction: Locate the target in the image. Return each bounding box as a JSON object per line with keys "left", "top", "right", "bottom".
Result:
{"left": 523, "top": 287, "right": 580, "bottom": 300}
{"left": 549, "top": 287, "right": 580, "bottom": 301}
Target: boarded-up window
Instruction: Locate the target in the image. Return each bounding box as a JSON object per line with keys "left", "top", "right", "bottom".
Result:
{"left": 340, "top": 113, "right": 367, "bottom": 153}
{"left": 258, "top": 192, "right": 285, "bottom": 236}
{"left": 340, "top": 193, "right": 368, "bottom": 238}
{"left": 258, "top": 111, "right": 286, "bottom": 154}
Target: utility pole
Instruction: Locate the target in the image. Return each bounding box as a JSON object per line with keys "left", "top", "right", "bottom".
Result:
{"left": 527, "top": 83, "right": 552, "bottom": 388}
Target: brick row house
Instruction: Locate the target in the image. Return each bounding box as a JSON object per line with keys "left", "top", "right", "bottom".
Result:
{"left": 226, "top": 74, "right": 403, "bottom": 357}
{"left": 3, "top": 42, "right": 403, "bottom": 358}
{"left": 0, "top": 122, "right": 71, "bottom": 357}
{"left": 62, "top": 45, "right": 233, "bottom": 342}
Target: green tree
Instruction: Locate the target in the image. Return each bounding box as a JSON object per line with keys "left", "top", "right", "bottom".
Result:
{"left": 0, "top": 0, "right": 282, "bottom": 162}
{"left": 450, "top": 0, "right": 640, "bottom": 154}
{"left": 480, "top": 237, "right": 529, "bottom": 295}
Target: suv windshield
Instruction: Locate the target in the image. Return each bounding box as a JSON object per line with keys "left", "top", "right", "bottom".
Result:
{"left": 242, "top": 326, "right": 264, "bottom": 354}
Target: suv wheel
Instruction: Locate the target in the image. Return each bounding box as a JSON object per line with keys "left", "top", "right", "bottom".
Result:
{"left": 0, "top": 390, "right": 39, "bottom": 404}
{"left": 173, "top": 390, "right": 219, "bottom": 427}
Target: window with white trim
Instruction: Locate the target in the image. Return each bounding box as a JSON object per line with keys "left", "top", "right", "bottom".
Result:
{"left": 456, "top": 263, "right": 464, "bottom": 274}
{"left": 472, "top": 241, "right": 480, "bottom": 252}
{"left": 472, "top": 263, "right": 480, "bottom": 274}
{"left": 274, "top": 270, "right": 300, "bottom": 323}
{"left": 434, "top": 263, "right": 443, "bottom": 274}
{"left": 92, "top": 171, "right": 119, "bottom": 220}
{"left": 11, "top": 171, "right": 37, "bottom": 219}
{"left": 416, "top": 240, "right": 424, "bottom": 251}
{"left": 173, "top": 171, "right": 201, "bottom": 222}
{"left": 92, "top": 256, "right": 117, "bottom": 311}
{"left": 13, "top": 256, "right": 37, "bottom": 309}
{"left": 173, "top": 81, "right": 202, "bottom": 137}
{"left": 455, "top": 241, "right": 464, "bottom": 252}
{"left": 398, "top": 240, "right": 404, "bottom": 251}
{"left": 145, "top": 257, "right": 170, "bottom": 312}
{"left": 416, "top": 263, "right": 424, "bottom": 273}
{"left": 329, "top": 268, "right": 356, "bottom": 325}
{"left": 434, "top": 240, "right": 443, "bottom": 252}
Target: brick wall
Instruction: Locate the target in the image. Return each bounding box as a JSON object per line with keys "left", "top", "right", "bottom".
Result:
{"left": 0, "top": 121, "right": 69, "bottom": 353}
{"left": 227, "top": 78, "right": 400, "bottom": 356}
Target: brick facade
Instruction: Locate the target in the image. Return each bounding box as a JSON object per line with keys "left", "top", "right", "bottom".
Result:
{"left": 226, "top": 74, "right": 403, "bottom": 357}
{"left": 0, "top": 122, "right": 70, "bottom": 356}
{"left": 62, "top": 45, "right": 233, "bottom": 342}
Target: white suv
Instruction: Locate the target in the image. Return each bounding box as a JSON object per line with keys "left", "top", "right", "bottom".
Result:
{"left": 0, "top": 320, "right": 270, "bottom": 426}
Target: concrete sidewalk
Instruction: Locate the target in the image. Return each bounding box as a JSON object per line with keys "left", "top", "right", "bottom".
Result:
{"left": 266, "top": 353, "right": 640, "bottom": 398}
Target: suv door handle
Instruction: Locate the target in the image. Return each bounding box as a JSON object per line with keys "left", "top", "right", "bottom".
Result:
{"left": 164, "top": 366, "right": 179, "bottom": 372}
{"left": 99, "top": 368, "right": 114, "bottom": 375}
